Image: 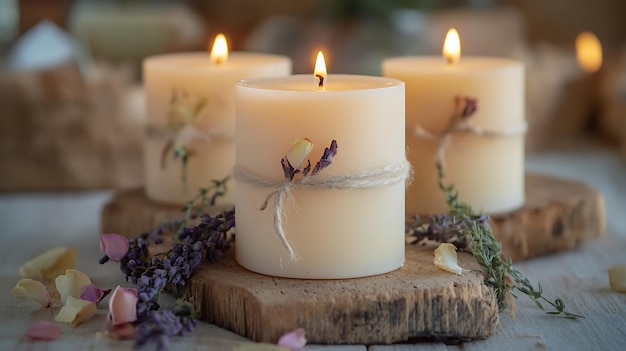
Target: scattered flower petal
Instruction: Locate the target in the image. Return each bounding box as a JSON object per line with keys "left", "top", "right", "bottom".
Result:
{"left": 99, "top": 233, "right": 130, "bottom": 261}
{"left": 80, "top": 284, "right": 111, "bottom": 304}
{"left": 286, "top": 138, "right": 314, "bottom": 171}
{"left": 608, "top": 264, "right": 626, "bottom": 293}
{"left": 11, "top": 278, "right": 50, "bottom": 307}
{"left": 25, "top": 320, "right": 63, "bottom": 340}
{"left": 277, "top": 328, "right": 307, "bottom": 350}
{"left": 234, "top": 342, "right": 291, "bottom": 351}
{"left": 54, "top": 296, "right": 97, "bottom": 327}
{"left": 55, "top": 269, "right": 92, "bottom": 305}
{"left": 19, "top": 247, "right": 78, "bottom": 280}
{"left": 109, "top": 286, "right": 138, "bottom": 326}
{"left": 433, "top": 243, "right": 463, "bottom": 275}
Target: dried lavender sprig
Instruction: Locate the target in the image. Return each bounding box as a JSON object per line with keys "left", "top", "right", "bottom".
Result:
{"left": 406, "top": 214, "right": 470, "bottom": 250}
{"left": 106, "top": 178, "right": 233, "bottom": 350}
{"left": 136, "top": 300, "right": 198, "bottom": 351}
{"left": 134, "top": 209, "right": 235, "bottom": 318}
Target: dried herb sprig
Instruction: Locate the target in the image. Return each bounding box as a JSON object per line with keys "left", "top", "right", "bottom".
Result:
{"left": 128, "top": 176, "right": 230, "bottom": 249}
{"left": 409, "top": 162, "right": 582, "bottom": 319}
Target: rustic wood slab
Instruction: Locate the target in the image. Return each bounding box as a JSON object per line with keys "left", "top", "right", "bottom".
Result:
{"left": 101, "top": 173, "right": 606, "bottom": 261}
{"left": 171, "top": 244, "right": 499, "bottom": 344}
{"left": 490, "top": 173, "right": 605, "bottom": 261}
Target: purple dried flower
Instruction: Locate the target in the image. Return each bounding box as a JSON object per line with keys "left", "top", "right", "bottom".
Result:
{"left": 135, "top": 301, "right": 197, "bottom": 351}
{"left": 312, "top": 139, "right": 338, "bottom": 175}
{"left": 120, "top": 238, "right": 150, "bottom": 284}
{"left": 281, "top": 157, "right": 296, "bottom": 181}
{"left": 457, "top": 96, "right": 478, "bottom": 118}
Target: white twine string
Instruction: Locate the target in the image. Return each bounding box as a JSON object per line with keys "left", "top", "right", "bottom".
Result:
{"left": 233, "top": 160, "right": 413, "bottom": 261}
{"left": 414, "top": 118, "right": 527, "bottom": 168}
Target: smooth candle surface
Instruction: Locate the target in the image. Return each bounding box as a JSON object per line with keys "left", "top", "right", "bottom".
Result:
{"left": 235, "top": 74, "right": 406, "bottom": 279}
{"left": 383, "top": 56, "right": 525, "bottom": 215}
{"left": 143, "top": 52, "right": 291, "bottom": 204}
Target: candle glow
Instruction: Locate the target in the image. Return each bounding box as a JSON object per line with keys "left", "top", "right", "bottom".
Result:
{"left": 576, "top": 31, "right": 602, "bottom": 73}
{"left": 314, "top": 51, "right": 327, "bottom": 88}
{"left": 210, "top": 34, "right": 229, "bottom": 65}
{"left": 443, "top": 28, "right": 461, "bottom": 64}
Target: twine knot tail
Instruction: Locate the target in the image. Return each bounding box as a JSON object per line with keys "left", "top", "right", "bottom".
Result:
{"left": 260, "top": 183, "right": 299, "bottom": 262}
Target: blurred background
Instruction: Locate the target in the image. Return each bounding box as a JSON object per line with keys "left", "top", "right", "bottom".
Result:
{"left": 1, "top": 0, "right": 625, "bottom": 192}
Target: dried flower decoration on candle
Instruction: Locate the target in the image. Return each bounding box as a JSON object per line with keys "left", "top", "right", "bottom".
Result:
{"left": 254, "top": 139, "right": 338, "bottom": 260}
{"left": 414, "top": 96, "right": 524, "bottom": 172}
{"left": 406, "top": 162, "right": 583, "bottom": 319}
{"left": 280, "top": 139, "right": 337, "bottom": 181}
{"left": 159, "top": 89, "right": 208, "bottom": 183}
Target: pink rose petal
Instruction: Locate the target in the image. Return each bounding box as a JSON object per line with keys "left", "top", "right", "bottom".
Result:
{"left": 99, "top": 234, "right": 129, "bottom": 261}
{"left": 25, "top": 320, "right": 63, "bottom": 341}
{"left": 109, "top": 286, "right": 138, "bottom": 326}
{"left": 277, "top": 328, "right": 306, "bottom": 350}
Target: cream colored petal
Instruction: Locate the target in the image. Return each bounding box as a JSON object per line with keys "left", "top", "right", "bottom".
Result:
{"left": 19, "top": 247, "right": 78, "bottom": 280}
{"left": 11, "top": 278, "right": 50, "bottom": 307}
{"left": 55, "top": 269, "right": 92, "bottom": 305}
{"left": 608, "top": 264, "right": 626, "bottom": 293}
{"left": 54, "top": 296, "right": 97, "bottom": 327}
{"left": 286, "top": 138, "right": 314, "bottom": 171}
{"left": 433, "top": 243, "right": 463, "bottom": 275}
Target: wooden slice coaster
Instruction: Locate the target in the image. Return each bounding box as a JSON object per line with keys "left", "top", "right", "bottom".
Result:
{"left": 171, "top": 244, "right": 499, "bottom": 344}
{"left": 102, "top": 173, "right": 606, "bottom": 261}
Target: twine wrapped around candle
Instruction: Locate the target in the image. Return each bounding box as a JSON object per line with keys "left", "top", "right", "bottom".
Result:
{"left": 233, "top": 160, "right": 413, "bottom": 261}
{"left": 414, "top": 96, "right": 527, "bottom": 169}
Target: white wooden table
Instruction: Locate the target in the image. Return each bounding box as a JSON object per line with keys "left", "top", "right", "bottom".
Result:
{"left": 1, "top": 142, "right": 625, "bottom": 351}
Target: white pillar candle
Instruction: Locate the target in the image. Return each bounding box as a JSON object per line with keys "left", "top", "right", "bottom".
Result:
{"left": 143, "top": 35, "right": 291, "bottom": 205}
{"left": 235, "top": 54, "right": 408, "bottom": 279}
{"left": 383, "top": 29, "right": 525, "bottom": 215}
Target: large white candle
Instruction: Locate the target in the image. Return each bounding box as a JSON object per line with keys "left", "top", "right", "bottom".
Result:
{"left": 235, "top": 53, "right": 408, "bottom": 279}
{"left": 383, "top": 29, "right": 525, "bottom": 215}
{"left": 143, "top": 35, "right": 291, "bottom": 204}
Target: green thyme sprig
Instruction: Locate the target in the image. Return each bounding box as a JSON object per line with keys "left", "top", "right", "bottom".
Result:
{"left": 436, "top": 161, "right": 583, "bottom": 319}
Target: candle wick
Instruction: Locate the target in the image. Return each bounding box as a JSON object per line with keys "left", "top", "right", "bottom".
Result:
{"left": 315, "top": 74, "right": 324, "bottom": 88}
{"left": 446, "top": 56, "right": 455, "bottom": 65}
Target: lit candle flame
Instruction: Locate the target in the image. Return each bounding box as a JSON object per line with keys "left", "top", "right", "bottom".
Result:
{"left": 442, "top": 28, "right": 461, "bottom": 64}
{"left": 314, "top": 51, "right": 327, "bottom": 88}
{"left": 576, "top": 32, "right": 602, "bottom": 73}
{"left": 210, "top": 34, "right": 229, "bottom": 65}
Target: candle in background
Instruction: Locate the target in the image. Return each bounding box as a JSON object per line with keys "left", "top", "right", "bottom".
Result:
{"left": 551, "top": 32, "right": 603, "bottom": 139}
{"left": 143, "top": 34, "right": 291, "bottom": 205}
{"left": 598, "top": 49, "right": 626, "bottom": 151}
{"left": 383, "top": 28, "right": 525, "bottom": 215}
{"left": 234, "top": 52, "right": 408, "bottom": 279}
{"left": 588, "top": 34, "right": 626, "bottom": 148}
